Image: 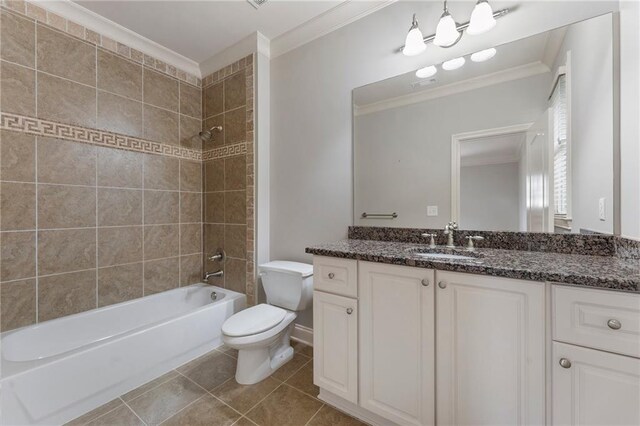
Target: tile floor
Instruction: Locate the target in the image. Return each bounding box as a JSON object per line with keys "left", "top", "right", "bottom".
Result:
{"left": 66, "top": 341, "right": 368, "bottom": 426}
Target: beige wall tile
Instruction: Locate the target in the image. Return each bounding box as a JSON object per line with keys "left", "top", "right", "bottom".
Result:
{"left": 0, "top": 231, "right": 36, "bottom": 281}
{"left": 180, "top": 192, "right": 201, "bottom": 224}
{"left": 37, "top": 136, "right": 96, "bottom": 185}
{"left": 97, "top": 226, "right": 143, "bottom": 267}
{"left": 224, "top": 72, "right": 246, "bottom": 111}
{"left": 143, "top": 224, "right": 179, "bottom": 260}
{"left": 98, "top": 262, "right": 143, "bottom": 306}
{"left": 203, "top": 82, "right": 223, "bottom": 119}
{"left": 25, "top": 2, "right": 46, "bottom": 21}
{"left": 144, "top": 190, "right": 179, "bottom": 224}
{"left": 143, "top": 68, "right": 178, "bottom": 111}
{"left": 180, "top": 223, "right": 202, "bottom": 255}
{"left": 97, "top": 49, "right": 142, "bottom": 101}
{"left": 38, "top": 269, "right": 96, "bottom": 321}
{"left": 143, "top": 154, "right": 179, "bottom": 190}
{"left": 179, "top": 115, "right": 202, "bottom": 150}
{"left": 203, "top": 115, "right": 224, "bottom": 147}
{"left": 0, "top": 130, "right": 35, "bottom": 182}
{"left": 224, "top": 190, "right": 246, "bottom": 224}
{"left": 38, "top": 228, "right": 96, "bottom": 275}
{"left": 97, "top": 91, "right": 143, "bottom": 138}
{"left": 224, "top": 155, "right": 246, "bottom": 190}
{"left": 46, "top": 12, "right": 66, "bottom": 31}
{"left": 144, "top": 257, "right": 179, "bottom": 295}
{"left": 224, "top": 225, "right": 246, "bottom": 259}
{"left": 204, "top": 160, "right": 224, "bottom": 192}
{"left": 180, "top": 160, "right": 202, "bottom": 192}
{"left": 179, "top": 82, "right": 201, "bottom": 119}
{"left": 225, "top": 258, "right": 246, "bottom": 294}
{"left": 65, "top": 20, "right": 84, "bottom": 39}
{"left": 37, "top": 184, "right": 96, "bottom": 229}
{"left": 205, "top": 192, "right": 224, "bottom": 224}
{"left": 0, "top": 278, "right": 36, "bottom": 331}
{"left": 36, "top": 24, "right": 96, "bottom": 86}
{"left": 97, "top": 188, "right": 142, "bottom": 226}
{"left": 0, "top": 9, "right": 35, "bottom": 67}
{"left": 37, "top": 72, "right": 96, "bottom": 128}
{"left": 203, "top": 224, "right": 223, "bottom": 254}
{"left": 143, "top": 104, "right": 179, "bottom": 146}
{"left": 97, "top": 147, "right": 142, "bottom": 189}
{"left": 1, "top": 60, "right": 35, "bottom": 116}
{"left": 224, "top": 107, "right": 246, "bottom": 145}
{"left": 1, "top": 182, "right": 36, "bottom": 230}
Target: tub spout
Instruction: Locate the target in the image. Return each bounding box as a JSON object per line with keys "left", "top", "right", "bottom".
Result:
{"left": 204, "top": 270, "right": 223, "bottom": 282}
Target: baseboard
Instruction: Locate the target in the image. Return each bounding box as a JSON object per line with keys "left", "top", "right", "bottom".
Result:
{"left": 290, "top": 324, "right": 313, "bottom": 346}
{"left": 318, "top": 389, "right": 397, "bottom": 426}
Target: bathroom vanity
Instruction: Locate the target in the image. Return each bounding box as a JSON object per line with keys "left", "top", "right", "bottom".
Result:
{"left": 306, "top": 235, "right": 640, "bottom": 426}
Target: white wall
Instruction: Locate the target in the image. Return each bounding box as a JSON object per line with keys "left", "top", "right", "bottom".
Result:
{"left": 353, "top": 73, "right": 549, "bottom": 229}
{"left": 460, "top": 162, "right": 521, "bottom": 231}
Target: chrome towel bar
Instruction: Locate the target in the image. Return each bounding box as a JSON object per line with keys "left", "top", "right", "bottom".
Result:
{"left": 361, "top": 212, "right": 398, "bottom": 219}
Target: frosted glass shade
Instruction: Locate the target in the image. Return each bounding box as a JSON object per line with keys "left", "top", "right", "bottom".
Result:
{"left": 467, "top": 0, "right": 496, "bottom": 35}
{"left": 403, "top": 27, "right": 426, "bottom": 56}
{"left": 434, "top": 12, "right": 460, "bottom": 47}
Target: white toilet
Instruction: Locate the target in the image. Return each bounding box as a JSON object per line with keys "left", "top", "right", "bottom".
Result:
{"left": 221, "top": 261, "right": 313, "bottom": 384}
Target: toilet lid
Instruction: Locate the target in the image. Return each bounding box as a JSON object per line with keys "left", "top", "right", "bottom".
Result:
{"left": 222, "top": 304, "right": 287, "bottom": 337}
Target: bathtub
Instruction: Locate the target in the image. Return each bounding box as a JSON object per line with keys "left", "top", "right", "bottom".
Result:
{"left": 0, "top": 284, "right": 245, "bottom": 425}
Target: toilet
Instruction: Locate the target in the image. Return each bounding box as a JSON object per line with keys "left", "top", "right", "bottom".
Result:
{"left": 221, "top": 261, "right": 313, "bottom": 384}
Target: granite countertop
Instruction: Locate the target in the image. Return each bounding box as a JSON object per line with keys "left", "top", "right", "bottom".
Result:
{"left": 306, "top": 239, "right": 640, "bottom": 293}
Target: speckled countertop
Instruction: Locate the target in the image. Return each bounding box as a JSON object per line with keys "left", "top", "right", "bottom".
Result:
{"left": 306, "top": 240, "right": 640, "bottom": 293}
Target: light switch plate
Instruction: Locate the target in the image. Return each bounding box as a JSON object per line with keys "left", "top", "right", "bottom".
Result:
{"left": 427, "top": 206, "right": 438, "bottom": 216}
{"left": 599, "top": 198, "right": 606, "bottom": 221}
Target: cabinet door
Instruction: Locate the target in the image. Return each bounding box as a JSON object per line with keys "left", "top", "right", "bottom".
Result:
{"left": 553, "top": 341, "right": 640, "bottom": 426}
{"left": 359, "top": 261, "right": 435, "bottom": 425}
{"left": 313, "top": 291, "right": 358, "bottom": 403}
{"left": 436, "top": 271, "right": 545, "bottom": 425}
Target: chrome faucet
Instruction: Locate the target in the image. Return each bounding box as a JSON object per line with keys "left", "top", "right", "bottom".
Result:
{"left": 204, "top": 270, "right": 223, "bottom": 282}
{"left": 444, "top": 221, "right": 458, "bottom": 248}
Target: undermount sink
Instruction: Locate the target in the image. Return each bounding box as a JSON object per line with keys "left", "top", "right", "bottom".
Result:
{"left": 413, "top": 252, "right": 477, "bottom": 261}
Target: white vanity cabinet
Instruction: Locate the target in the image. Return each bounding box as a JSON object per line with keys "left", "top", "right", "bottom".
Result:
{"left": 435, "top": 271, "right": 546, "bottom": 425}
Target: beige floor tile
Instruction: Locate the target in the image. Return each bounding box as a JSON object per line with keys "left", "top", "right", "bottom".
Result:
{"left": 121, "top": 371, "right": 180, "bottom": 402}
{"left": 161, "top": 394, "right": 240, "bottom": 426}
{"left": 271, "top": 353, "right": 310, "bottom": 382}
{"left": 127, "top": 374, "right": 206, "bottom": 424}
{"left": 232, "top": 417, "right": 258, "bottom": 426}
{"left": 291, "top": 341, "right": 313, "bottom": 358}
{"left": 217, "top": 344, "right": 239, "bottom": 359}
{"left": 177, "top": 350, "right": 237, "bottom": 391}
{"left": 85, "top": 405, "right": 144, "bottom": 426}
{"left": 307, "top": 405, "right": 369, "bottom": 426}
{"left": 245, "top": 385, "right": 322, "bottom": 426}
{"left": 212, "top": 377, "right": 280, "bottom": 414}
{"left": 65, "top": 398, "right": 123, "bottom": 425}
{"left": 285, "top": 363, "right": 318, "bottom": 398}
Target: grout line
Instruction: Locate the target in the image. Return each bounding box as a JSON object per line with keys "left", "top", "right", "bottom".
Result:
{"left": 155, "top": 393, "right": 208, "bottom": 426}
{"left": 119, "top": 397, "right": 149, "bottom": 426}
{"left": 122, "top": 370, "right": 181, "bottom": 405}
{"left": 304, "top": 403, "right": 325, "bottom": 426}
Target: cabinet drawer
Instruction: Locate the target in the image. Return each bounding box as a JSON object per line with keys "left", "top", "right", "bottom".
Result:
{"left": 553, "top": 285, "right": 640, "bottom": 358}
{"left": 313, "top": 256, "right": 358, "bottom": 298}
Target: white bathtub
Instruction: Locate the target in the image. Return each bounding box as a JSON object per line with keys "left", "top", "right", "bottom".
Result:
{"left": 0, "top": 284, "right": 245, "bottom": 425}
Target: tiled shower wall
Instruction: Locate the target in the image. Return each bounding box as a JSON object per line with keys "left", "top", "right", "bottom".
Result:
{"left": 0, "top": 5, "right": 211, "bottom": 331}
{"left": 201, "top": 57, "right": 256, "bottom": 305}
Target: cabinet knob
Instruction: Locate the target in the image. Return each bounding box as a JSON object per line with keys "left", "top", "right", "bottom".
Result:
{"left": 421, "top": 278, "right": 430, "bottom": 287}
{"left": 328, "top": 272, "right": 335, "bottom": 279}
{"left": 607, "top": 319, "right": 622, "bottom": 330}
{"left": 559, "top": 358, "right": 572, "bottom": 369}
{"left": 438, "top": 281, "right": 447, "bottom": 289}
{"left": 346, "top": 308, "right": 353, "bottom": 315}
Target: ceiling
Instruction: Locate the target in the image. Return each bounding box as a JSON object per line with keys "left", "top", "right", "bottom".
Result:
{"left": 460, "top": 133, "right": 526, "bottom": 167}
{"left": 74, "top": 0, "right": 351, "bottom": 63}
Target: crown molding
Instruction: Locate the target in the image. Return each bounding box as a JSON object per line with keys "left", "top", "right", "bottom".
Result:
{"left": 354, "top": 61, "right": 551, "bottom": 116}
{"left": 32, "top": 0, "right": 201, "bottom": 77}
{"left": 200, "top": 31, "right": 269, "bottom": 77}
{"left": 270, "top": 0, "right": 397, "bottom": 59}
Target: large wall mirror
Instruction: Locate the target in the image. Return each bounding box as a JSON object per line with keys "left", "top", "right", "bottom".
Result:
{"left": 353, "top": 13, "right": 617, "bottom": 234}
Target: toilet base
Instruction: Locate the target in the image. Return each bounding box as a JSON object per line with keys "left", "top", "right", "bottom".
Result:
{"left": 234, "top": 323, "right": 295, "bottom": 385}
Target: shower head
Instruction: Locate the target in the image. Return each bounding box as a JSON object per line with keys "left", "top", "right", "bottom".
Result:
{"left": 199, "top": 126, "right": 223, "bottom": 142}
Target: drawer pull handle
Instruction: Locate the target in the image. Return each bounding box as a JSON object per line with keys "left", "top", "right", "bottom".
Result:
{"left": 607, "top": 319, "right": 622, "bottom": 330}
{"left": 438, "top": 281, "right": 447, "bottom": 289}
{"left": 559, "top": 358, "right": 572, "bottom": 369}
{"left": 421, "top": 278, "right": 430, "bottom": 287}
{"left": 328, "top": 272, "right": 335, "bottom": 279}
{"left": 346, "top": 308, "right": 353, "bottom": 315}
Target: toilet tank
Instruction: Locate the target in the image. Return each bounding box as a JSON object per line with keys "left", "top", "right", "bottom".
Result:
{"left": 259, "top": 261, "right": 313, "bottom": 311}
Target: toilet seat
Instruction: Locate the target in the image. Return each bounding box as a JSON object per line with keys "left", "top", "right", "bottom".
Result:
{"left": 222, "top": 304, "right": 286, "bottom": 337}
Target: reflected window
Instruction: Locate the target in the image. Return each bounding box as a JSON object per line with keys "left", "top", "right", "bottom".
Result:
{"left": 551, "top": 74, "right": 569, "bottom": 218}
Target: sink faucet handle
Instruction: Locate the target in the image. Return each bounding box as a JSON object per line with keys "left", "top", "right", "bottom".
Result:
{"left": 465, "top": 235, "right": 484, "bottom": 251}
{"left": 421, "top": 233, "right": 437, "bottom": 248}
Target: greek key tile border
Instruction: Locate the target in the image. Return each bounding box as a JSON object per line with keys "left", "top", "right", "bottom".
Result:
{"left": 201, "top": 143, "right": 248, "bottom": 161}
{"left": 0, "top": 112, "right": 202, "bottom": 161}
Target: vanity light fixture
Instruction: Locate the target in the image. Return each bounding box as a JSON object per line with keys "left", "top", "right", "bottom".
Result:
{"left": 442, "top": 57, "right": 466, "bottom": 70}
{"left": 402, "top": 14, "right": 427, "bottom": 56}
{"left": 434, "top": 0, "right": 462, "bottom": 48}
{"left": 467, "top": 0, "right": 497, "bottom": 35}
{"left": 416, "top": 65, "right": 438, "bottom": 78}
{"left": 470, "top": 47, "right": 497, "bottom": 62}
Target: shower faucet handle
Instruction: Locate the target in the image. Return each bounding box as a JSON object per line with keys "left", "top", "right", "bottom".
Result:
{"left": 208, "top": 249, "right": 226, "bottom": 262}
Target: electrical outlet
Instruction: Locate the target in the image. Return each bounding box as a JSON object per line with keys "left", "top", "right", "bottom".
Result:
{"left": 427, "top": 206, "right": 438, "bottom": 217}
{"left": 599, "top": 198, "right": 606, "bottom": 221}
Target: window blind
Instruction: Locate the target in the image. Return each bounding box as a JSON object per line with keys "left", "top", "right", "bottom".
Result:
{"left": 551, "top": 74, "right": 568, "bottom": 216}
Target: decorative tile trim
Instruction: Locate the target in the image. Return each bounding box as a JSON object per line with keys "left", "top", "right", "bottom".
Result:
{"left": 202, "top": 54, "right": 253, "bottom": 89}
{"left": 0, "top": 2, "right": 201, "bottom": 87}
{"left": 0, "top": 112, "right": 202, "bottom": 161}
{"left": 201, "top": 143, "right": 248, "bottom": 161}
